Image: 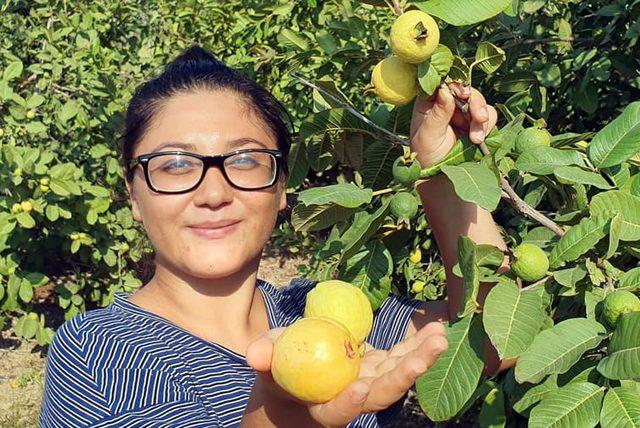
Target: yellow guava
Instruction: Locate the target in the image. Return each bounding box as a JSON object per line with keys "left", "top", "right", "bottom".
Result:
{"left": 370, "top": 56, "right": 418, "bottom": 106}
{"left": 390, "top": 10, "right": 440, "bottom": 64}
{"left": 304, "top": 280, "right": 373, "bottom": 343}
{"left": 601, "top": 290, "right": 640, "bottom": 328}
{"left": 511, "top": 243, "right": 549, "bottom": 282}
{"left": 271, "top": 317, "right": 361, "bottom": 403}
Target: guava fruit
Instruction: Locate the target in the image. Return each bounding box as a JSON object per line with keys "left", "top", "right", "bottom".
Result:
{"left": 26, "top": 110, "right": 36, "bottom": 120}
{"left": 390, "top": 192, "right": 419, "bottom": 221}
{"left": 511, "top": 243, "right": 549, "bottom": 282}
{"left": 20, "top": 201, "right": 33, "bottom": 213}
{"left": 392, "top": 156, "right": 421, "bottom": 186}
{"left": 40, "top": 177, "right": 50, "bottom": 186}
{"left": 371, "top": 56, "right": 417, "bottom": 105}
{"left": 514, "top": 127, "right": 551, "bottom": 154}
{"left": 412, "top": 281, "right": 425, "bottom": 293}
{"left": 390, "top": 10, "right": 440, "bottom": 64}
{"left": 601, "top": 290, "right": 640, "bottom": 328}
{"left": 304, "top": 280, "right": 373, "bottom": 343}
{"left": 409, "top": 248, "right": 422, "bottom": 264}
{"left": 271, "top": 317, "right": 361, "bottom": 403}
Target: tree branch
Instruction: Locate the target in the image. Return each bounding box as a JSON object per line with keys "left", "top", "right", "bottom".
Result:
{"left": 390, "top": 0, "right": 403, "bottom": 16}
{"left": 291, "top": 73, "right": 409, "bottom": 146}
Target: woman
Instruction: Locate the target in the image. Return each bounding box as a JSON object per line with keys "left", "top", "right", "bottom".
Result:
{"left": 39, "top": 45, "right": 505, "bottom": 428}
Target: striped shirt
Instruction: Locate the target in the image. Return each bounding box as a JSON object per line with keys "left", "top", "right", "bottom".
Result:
{"left": 40, "top": 278, "right": 421, "bottom": 427}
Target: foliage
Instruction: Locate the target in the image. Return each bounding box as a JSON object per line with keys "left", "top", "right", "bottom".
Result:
{"left": 1, "top": 0, "right": 640, "bottom": 425}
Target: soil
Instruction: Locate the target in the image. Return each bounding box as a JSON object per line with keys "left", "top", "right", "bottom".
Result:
{"left": 0, "top": 243, "right": 440, "bottom": 428}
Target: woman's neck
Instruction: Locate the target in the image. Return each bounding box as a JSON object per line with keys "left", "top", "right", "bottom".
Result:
{"left": 127, "top": 260, "right": 270, "bottom": 356}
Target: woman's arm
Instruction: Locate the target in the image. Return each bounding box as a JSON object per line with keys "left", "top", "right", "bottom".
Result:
{"left": 405, "top": 84, "right": 515, "bottom": 375}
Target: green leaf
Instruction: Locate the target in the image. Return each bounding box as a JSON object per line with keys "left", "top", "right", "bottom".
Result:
{"left": 341, "top": 241, "right": 392, "bottom": 310}
{"left": 548, "top": 215, "right": 609, "bottom": 269}
{"left": 417, "top": 61, "right": 440, "bottom": 96}
{"left": 587, "top": 101, "right": 640, "bottom": 168}
{"left": 277, "top": 28, "right": 309, "bottom": 51}
{"left": 618, "top": 267, "right": 640, "bottom": 291}
{"left": 286, "top": 141, "right": 309, "bottom": 189}
{"left": 515, "top": 318, "right": 607, "bottom": 383}
{"left": 18, "top": 280, "right": 33, "bottom": 303}
{"left": 25, "top": 94, "right": 45, "bottom": 109}
{"left": 362, "top": 141, "right": 403, "bottom": 190}
{"left": 25, "top": 121, "right": 47, "bottom": 134}
{"left": 306, "top": 133, "right": 336, "bottom": 172}
{"left": 494, "top": 72, "right": 537, "bottom": 93}
{"left": 297, "top": 183, "right": 372, "bottom": 208}
{"left": 515, "top": 146, "right": 584, "bottom": 175}
{"left": 474, "top": 42, "right": 506, "bottom": 75}
{"left": 478, "top": 387, "right": 506, "bottom": 428}
{"left": 607, "top": 214, "right": 623, "bottom": 258}
{"left": 2, "top": 60, "right": 23, "bottom": 81}
{"left": 15, "top": 212, "right": 36, "bottom": 229}
{"left": 57, "top": 100, "right": 79, "bottom": 124}
{"left": 483, "top": 282, "right": 546, "bottom": 359}
{"left": 591, "top": 191, "right": 640, "bottom": 241}
{"left": 416, "top": 0, "right": 512, "bottom": 25}
{"left": 291, "top": 204, "right": 355, "bottom": 232}
{"left": 457, "top": 236, "right": 479, "bottom": 318}
{"left": 529, "top": 382, "right": 605, "bottom": 428}
{"left": 553, "top": 166, "right": 612, "bottom": 189}
{"left": 448, "top": 56, "right": 471, "bottom": 83}
{"left": 553, "top": 265, "right": 588, "bottom": 288}
{"left": 597, "top": 312, "right": 640, "bottom": 380}
{"left": 430, "top": 44, "right": 454, "bottom": 76}
{"left": 22, "top": 317, "right": 39, "bottom": 340}
{"left": 442, "top": 163, "right": 501, "bottom": 211}
{"left": 45, "top": 205, "right": 59, "bottom": 222}
{"left": 419, "top": 138, "right": 478, "bottom": 178}
{"left": 512, "top": 374, "right": 559, "bottom": 415}
{"left": 600, "top": 387, "right": 640, "bottom": 428}
{"left": 416, "top": 315, "right": 484, "bottom": 421}
{"left": 339, "top": 200, "right": 390, "bottom": 263}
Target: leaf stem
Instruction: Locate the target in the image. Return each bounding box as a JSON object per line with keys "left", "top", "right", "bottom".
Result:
{"left": 371, "top": 187, "right": 395, "bottom": 197}
{"left": 387, "top": 0, "right": 403, "bottom": 16}
{"left": 291, "top": 73, "right": 410, "bottom": 145}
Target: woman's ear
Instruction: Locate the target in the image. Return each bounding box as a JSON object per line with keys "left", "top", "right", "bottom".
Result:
{"left": 125, "top": 177, "right": 143, "bottom": 222}
{"left": 278, "top": 178, "right": 287, "bottom": 212}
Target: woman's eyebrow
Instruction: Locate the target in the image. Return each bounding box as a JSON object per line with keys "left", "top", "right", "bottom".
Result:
{"left": 228, "top": 137, "right": 268, "bottom": 149}
{"left": 151, "top": 142, "right": 195, "bottom": 152}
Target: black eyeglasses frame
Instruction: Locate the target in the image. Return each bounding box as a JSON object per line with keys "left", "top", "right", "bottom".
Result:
{"left": 129, "top": 148, "right": 284, "bottom": 194}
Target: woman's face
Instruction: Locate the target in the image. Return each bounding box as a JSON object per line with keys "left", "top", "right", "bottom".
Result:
{"left": 126, "top": 90, "right": 287, "bottom": 280}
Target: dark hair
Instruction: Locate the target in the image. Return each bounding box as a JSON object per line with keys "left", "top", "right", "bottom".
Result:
{"left": 120, "top": 45, "right": 294, "bottom": 285}
{"left": 119, "top": 44, "right": 292, "bottom": 182}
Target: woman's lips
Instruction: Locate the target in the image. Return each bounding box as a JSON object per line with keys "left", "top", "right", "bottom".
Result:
{"left": 187, "top": 221, "right": 240, "bottom": 239}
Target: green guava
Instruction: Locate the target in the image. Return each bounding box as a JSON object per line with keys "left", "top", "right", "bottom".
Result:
{"left": 392, "top": 156, "right": 421, "bottom": 186}
{"left": 390, "top": 192, "right": 419, "bottom": 221}
{"left": 271, "top": 317, "right": 361, "bottom": 403}
{"left": 601, "top": 290, "right": 640, "bottom": 328}
{"left": 304, "top": 280, "right": 373, "bottom": 343}
{"left": 514, "top": 127, "right": 551, "bottom": 154}
{"left": 511, "top": 243, "right": 549, "bottom": 282}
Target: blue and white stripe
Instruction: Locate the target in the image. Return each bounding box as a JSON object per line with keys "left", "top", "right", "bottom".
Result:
{"left": 39, "top": 278, "right": 421, "bottom": 427}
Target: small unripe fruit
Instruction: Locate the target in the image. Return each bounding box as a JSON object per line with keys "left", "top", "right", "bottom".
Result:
{"left": 514, "top": 127, "right": 551, "bottom": 154}
{"left": 11, "top": 203, "right": 22, "bottom": 214}
{"left": 26, "top": 110, "right": 36, "bottom": 119}
{"left": 412, "top": 281, "right": 425, "bottom": 293}
{"left": 39, "top": 177, "right": 50, "bottom": 186}
{"left": 70, "top": 233, "right": 79, "bottom": 240}
{"left": 511, "top": 243, "right": 549, "bottom": 282}
{"left": 0, "top": 128, "right": 4, "bottom": 137}
{"left": 601, "top": 290, "right": 640, "bottom": 328}
{"left": 20, "top": 201, "right": 33, "bottom": 212}
{"left": 392, "top": 156, "right": 421, "bottom": 186}
{"left": 39, "top": 184, "right": 49, "bottom": 192}
{"left": 390, "top": 192, "right": 419, "bottom": 221}
{"left": 409, "top": 248, "right": 422, "bottom": 264}
{"left": 13, "top": 168, "right": 22, "bottom": 176}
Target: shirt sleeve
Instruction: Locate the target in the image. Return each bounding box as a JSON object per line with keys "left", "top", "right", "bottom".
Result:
{"left": 39, "top": 316, "right": 219, "bottom": 428}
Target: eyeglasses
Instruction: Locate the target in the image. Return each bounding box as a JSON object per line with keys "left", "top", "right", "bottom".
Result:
{"left": 129, "top": 149, "right": 284, "bottom": 194}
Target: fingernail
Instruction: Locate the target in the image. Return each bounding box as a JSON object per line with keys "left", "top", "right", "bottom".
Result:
{"left": 474, "top": 130, "right": 485, "bottom": 141}
{"left": 351, "top": 388, "right": 368, "bottom": 404}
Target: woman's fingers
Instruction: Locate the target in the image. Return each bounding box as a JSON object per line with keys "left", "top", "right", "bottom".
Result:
{"left": 245, "top": 328, "right": 285, "bottom": 373}
{"left": 363, "top": 334, "right": 449, "bottom": 410}
{"left": 388, "top": 321, "right": 446, "bottom": 358}
{"left": 308, "top": 380, "right": 371, "bottom": 428}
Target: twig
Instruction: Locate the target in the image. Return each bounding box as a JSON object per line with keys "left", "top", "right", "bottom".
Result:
{"left": 390, "top": 0, "right": 403, "bottom": 16}
{"left": 478, "top": 142, "right": 565, "bottom": 236}
{"left": 502, "top": 37, "right": 592, "bottom": 49}
{"left": 291, "top": 73, "right": 409, "bottom": 145}
{"left": 450, "top": 91, "right": 565, "bottom": 236}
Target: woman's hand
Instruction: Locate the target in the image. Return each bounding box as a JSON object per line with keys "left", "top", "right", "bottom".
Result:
{"left": 410, "top": 83, "right": 498, "bottom": 168}
{"left": 245, "top": 322, "right": 448, "bottom": 428}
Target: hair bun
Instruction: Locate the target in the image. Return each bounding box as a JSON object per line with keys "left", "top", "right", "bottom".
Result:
{"left": 166, "top": 45, "right": 223, "bottom": 71}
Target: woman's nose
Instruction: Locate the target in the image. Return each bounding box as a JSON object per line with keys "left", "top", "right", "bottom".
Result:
{"left": 191, "top": 166, "right": 234, "bottom": 208}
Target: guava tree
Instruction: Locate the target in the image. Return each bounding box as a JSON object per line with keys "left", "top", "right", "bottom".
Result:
{"left": 284, "top": 0, "right": 640, "bottom": 425}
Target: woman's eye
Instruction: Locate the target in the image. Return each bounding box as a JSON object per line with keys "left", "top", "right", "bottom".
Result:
{"left": 161, "top": 159, "right": 197, "bottom": 172}
{"left": 228, "top": 155, "right": 258, "bottom": 169}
